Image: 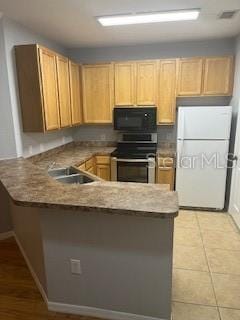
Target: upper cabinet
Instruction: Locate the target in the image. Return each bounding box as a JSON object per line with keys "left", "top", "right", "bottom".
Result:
{"left": 82, "top": 64, "right": 114, "bottom": 123}
{"left": 177, "top": 56, "right": 234, "bottom": 97}
{"left": 114, "top": 60, "right": 158, "bottom": 106}
{"left": 15, "top": 44, "right": 235, "bottom": 131}
{"left": 136, "top": 60, "right": 158, "bottom": 105}
{"left": 15, "top": 44, "right": 83, "bottom": 132}
{"left": 158, "top": 60, "right": 177, "bottom": 125}
{"left": 69, "top": 61, "right": 83, "bottom": 125}
{"left": 38, "top": 47, "right": 60, "bottom": 131}
{"left": 203, "top": 56, "right": 233, "bottom": 96}
{"left": 56, "top": 54, "right": 72, "bottom": 128}
{"left": 114, "top": 62, "right": 136, "bottom": 106}
{"left": 177, "top": 58, "right": 203, "bottom": 96}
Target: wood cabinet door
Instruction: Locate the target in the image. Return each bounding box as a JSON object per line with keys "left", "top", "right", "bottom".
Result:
{"left": 82, "top": 64, "right": 114, "bottom": 123}
{"left": 136, "top": 61, "right": 158, "bottom": 105}
{"left": 177, "top": 58, "right": 203, "bottom": 96}
{"left": 114, "top": 62, "right": 136, "bottom": 105}
{"left": 158, "top": 60, "right": 177, "bottom": 125}
{"left": 157, "top": 158, "right": 174, "bottom": 190}
{"left": 96, "top": 165, "right": 110, "bottom": 181}
{"left": 87, "top": 166, "right": 95, "bottom": 175}
{"left": 56, "top": 55, "right": 72, "bottom": 128}
{"left": 69, "top": 61, "right": 83, "bottom": 125}
{"left": 39, "top": 47, "right": 60, "bottom": 131}
{"left": 157, "top": 167, "right": 174, "bottom": 190}
{"left": 203, "top": 56, "right": 233, "bottom": 96}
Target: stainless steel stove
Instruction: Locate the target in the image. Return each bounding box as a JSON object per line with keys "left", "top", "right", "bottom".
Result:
{"left": 111, "top": 133, "right": 157, "bottom": 184}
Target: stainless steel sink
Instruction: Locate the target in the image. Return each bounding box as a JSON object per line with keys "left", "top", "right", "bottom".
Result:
{"left": 48, "top": 166, "right": 96, "bottom": 185}
{"left": 55, "top": 173, "right": 94, "bottom": 184}
{"left": 48, "top": 166, "right": 79, "bottom": 177}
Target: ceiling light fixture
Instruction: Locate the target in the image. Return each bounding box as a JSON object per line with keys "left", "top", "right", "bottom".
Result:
{"left": 97, "top": 9, "right": 200, "bottom": 26}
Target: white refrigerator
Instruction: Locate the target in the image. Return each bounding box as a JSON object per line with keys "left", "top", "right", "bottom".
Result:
{"left": 176, "top": 106, "right": 232, "bottom": 210}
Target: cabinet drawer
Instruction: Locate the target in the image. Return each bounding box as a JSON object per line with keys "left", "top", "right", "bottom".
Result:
{"left": 95, "top": 155, "right": 110, "bottom": 165}
{"left": 85, "top": 157, "right": 94, "bottom": 170}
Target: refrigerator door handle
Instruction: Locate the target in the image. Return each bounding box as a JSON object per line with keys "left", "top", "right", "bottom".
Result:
{"left": 178, "top": 109, "right": 185, "bottom": 139}
{"left": 178, "top": 140, "right": 184, "bottom": 168}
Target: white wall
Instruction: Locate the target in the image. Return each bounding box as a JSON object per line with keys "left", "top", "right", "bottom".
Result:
{"left": 230, "top": 35, "right": 240, "bottom": 152}
{"left": 68, "top": 38, "right": 235, "bottom": 63}
{"left": 226, "top": 36, "right": 240, "bottom": 209}
{"left": 0, "top": 18, "right": 17, "bottom": 159}
{"left": 1, "top": 16, "right": 74, "bottom": 159}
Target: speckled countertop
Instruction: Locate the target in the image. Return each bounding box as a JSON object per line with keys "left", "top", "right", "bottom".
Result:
{"left": 0, "top": 142, "right": 178, "bottom": 218}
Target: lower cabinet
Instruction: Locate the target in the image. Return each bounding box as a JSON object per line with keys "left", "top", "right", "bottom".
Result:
{"left": 156, "top": 157, "right": 175, "bottom": 191}
{"left": 77, "top": 155, "right": 111, "bottom": 181}
{"left": 95, "top": 156, "right": 111, "bottom": 181}
{"left": 96, "top": 165, "right": 111, "bottom": 181}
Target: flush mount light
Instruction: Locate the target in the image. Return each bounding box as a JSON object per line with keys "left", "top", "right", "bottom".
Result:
{"left": 97, "top": 9, "right": 200, "bottom": 26}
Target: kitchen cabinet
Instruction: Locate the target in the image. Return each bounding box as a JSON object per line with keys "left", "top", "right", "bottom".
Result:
{"left": 78, "top": 163, "right": 86, "bottom": 171}
{"left": 136, "top": 60, "right": 158, "bottom": 105}
{"left": 15, "top": 44, "right": 83, "bottom": 132}
{"left": 82, "top": 64, "right": 114, "bottom": 123}
{"left": 177, "top": 58, "right": 203, "bottom": 96}
{"left": 158, "top": 60, "right": 177, "bottom": 124}
{"left": 38, "top": 47, "right": 60, "bottom": 131}
{"left": 114, "top": 62, "right": 136, "bottom": 105}
{"left": 203, "top": 56, "right": 233, "bottom": 96}
{"left": 85, "top": 157, "right": 95, "bottom": 174}
{"left": 56, "top": 55, "right": 72, "bottom": 128}
{"left": 77, "top": 155, "right": 111, "bottom": 180}
{"left": 69, "top": 61, "right": 83, "bottom": 125}
{"left": 95, "top": 156, "right": 111, "bottom": 180}
{"left": 157, "top": 157, "right": 175, "bottom": 191}
{"left": 16, "top": 45, "right": 235, "bottom": 131}
{"left": 96, "top": 165, "right": 110, "bottom": 180}
{"left": 16, "top": 44, "right": 62, "bottom": 132}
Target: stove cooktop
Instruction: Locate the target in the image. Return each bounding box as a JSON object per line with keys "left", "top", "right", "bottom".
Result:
{"left": 111, "top": 148, "right": 157, "bottom": 159}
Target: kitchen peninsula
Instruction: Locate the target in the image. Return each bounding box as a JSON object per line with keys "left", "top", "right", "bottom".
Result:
{"left": 0, "top": 142, "right": 178, "bottom": 320}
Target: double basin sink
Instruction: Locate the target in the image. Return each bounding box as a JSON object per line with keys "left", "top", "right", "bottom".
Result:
{"left": 48, "top": 166, "right": 94, "bottom": 185}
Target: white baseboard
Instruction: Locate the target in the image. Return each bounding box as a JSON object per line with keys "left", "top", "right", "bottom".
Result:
{"left": 48, "top": 301, "right": 167, "bottom": 320}
{"left": 13, "top": 233, "right": 48, "bottom": 304}
{"left": 0, "top": 230, "right": 14, "bottom": 240}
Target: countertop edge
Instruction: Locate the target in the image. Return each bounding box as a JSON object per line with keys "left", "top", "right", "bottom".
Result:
{"left": 11, "top": 197, "right": 179, "bottom": 218}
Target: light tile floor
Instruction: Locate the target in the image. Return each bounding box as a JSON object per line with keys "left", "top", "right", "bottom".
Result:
{"left": 172, "top": 210, "right": 240, "bottom": 320}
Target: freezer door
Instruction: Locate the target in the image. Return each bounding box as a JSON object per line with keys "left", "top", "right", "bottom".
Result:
{"left": 177, "top": 106, "right": 232, "bottom": 140}
{"left": 176, "top": 140, "right": 229, "bottom": 209}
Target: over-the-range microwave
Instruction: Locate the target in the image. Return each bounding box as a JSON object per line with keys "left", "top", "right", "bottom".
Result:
{"left": 113, "top": 107, "right": 157, "bottom": 132}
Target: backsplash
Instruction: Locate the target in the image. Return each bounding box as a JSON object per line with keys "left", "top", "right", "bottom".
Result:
{"left": 73, "top": 125, "right": 176, "bottom": 144}
{"left": 73, "top": 97, "right": 231, "bottom": 146}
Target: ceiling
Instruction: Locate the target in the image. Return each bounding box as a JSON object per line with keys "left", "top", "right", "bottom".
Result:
{"left": 0, "top": 0, "right": 240, "bottom": 48}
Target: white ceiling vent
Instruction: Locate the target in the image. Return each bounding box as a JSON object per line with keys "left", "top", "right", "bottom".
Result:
{"left": 219, "top": 10, "right": 238, "bottom": 19}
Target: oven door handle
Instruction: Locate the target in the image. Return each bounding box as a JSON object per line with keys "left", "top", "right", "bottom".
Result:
{"left": 114, "top": 158, "right": 155, "bottom": 163}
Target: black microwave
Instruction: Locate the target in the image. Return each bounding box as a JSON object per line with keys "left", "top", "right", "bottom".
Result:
{"left": 113, "top": 107, "right": 157, "bottom": 132}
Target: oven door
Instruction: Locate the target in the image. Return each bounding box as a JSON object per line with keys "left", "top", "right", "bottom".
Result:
{"left": 111, "top": 158, "right": 155, "bottom": 183}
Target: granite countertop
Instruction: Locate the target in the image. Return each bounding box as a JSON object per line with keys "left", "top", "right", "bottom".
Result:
{"left": 0, "top": 142, "right": 178, "bottom": 218}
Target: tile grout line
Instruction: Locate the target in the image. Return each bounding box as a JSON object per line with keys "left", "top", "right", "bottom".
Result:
{"left": 195, "top": 213, "right": 223, "bottom": 320}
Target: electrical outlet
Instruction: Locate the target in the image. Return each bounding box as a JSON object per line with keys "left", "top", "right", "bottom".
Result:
{"left": 70, "top": 259, "right": 82, "bottom": 275}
